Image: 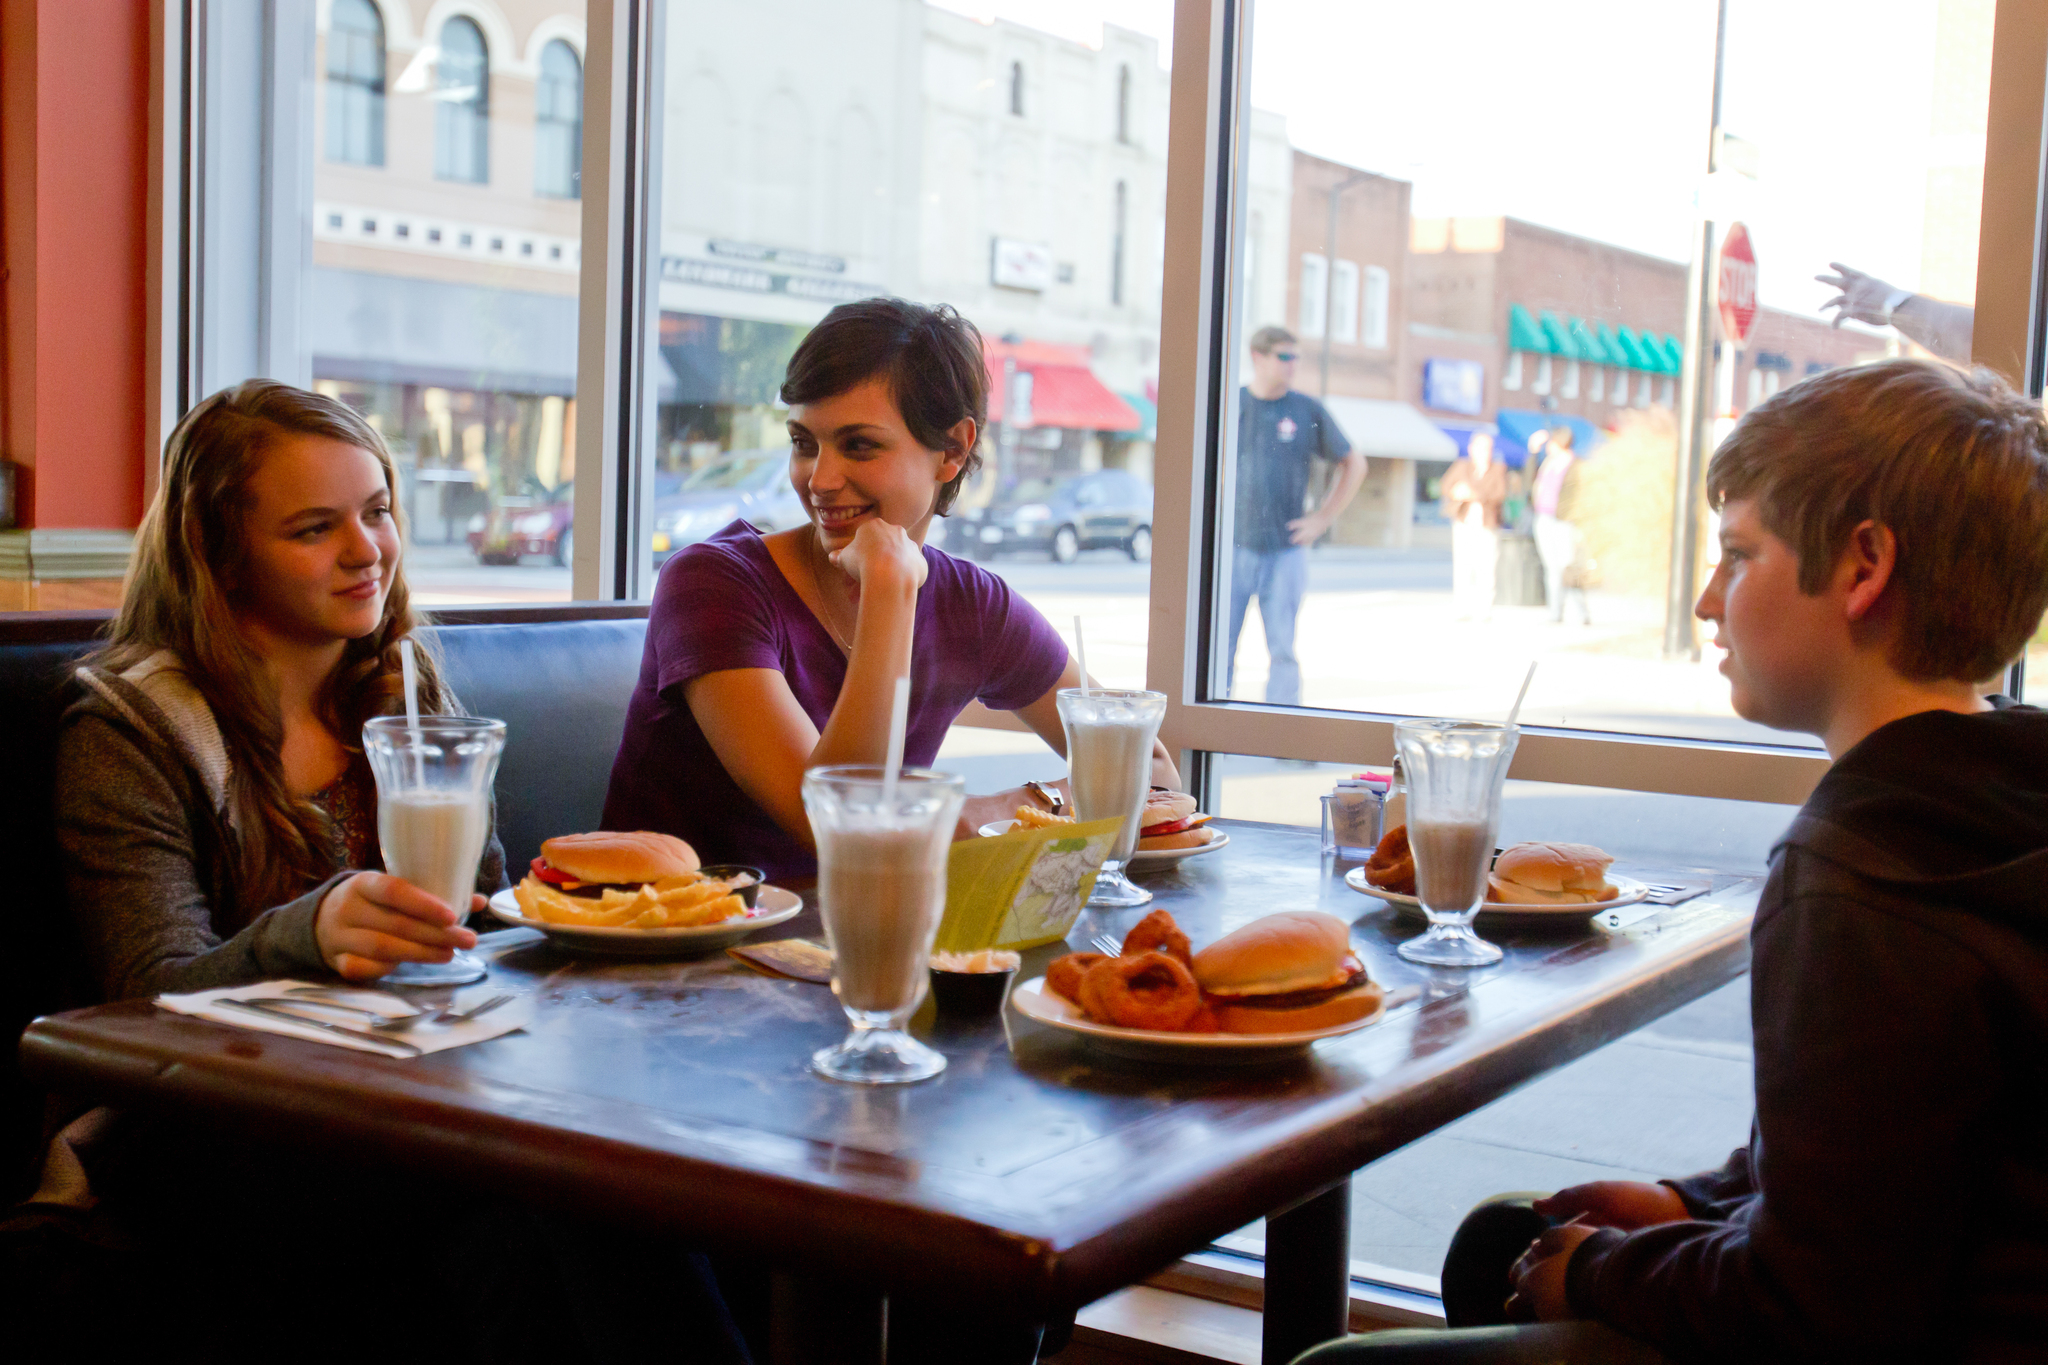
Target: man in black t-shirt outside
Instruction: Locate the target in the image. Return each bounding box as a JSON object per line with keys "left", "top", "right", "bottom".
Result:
{"left": 1228, "top": 325, "right": 1366, "bottom": 704}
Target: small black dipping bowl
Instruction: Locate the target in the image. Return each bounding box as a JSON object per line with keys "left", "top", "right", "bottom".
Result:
{"left": 698, "top": 864, "right": 765, "bottom": 909}
{"left": 928, "top": 965, "right": 1017, "bottom": 1017}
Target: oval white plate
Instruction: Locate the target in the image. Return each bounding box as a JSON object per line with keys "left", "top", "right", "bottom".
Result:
{"left": 1009, "top": 975, "right": 1381, "bottom": 1064}
{"left": 976, "top": 819, "right": 1230, "bottom": 868}
{"left": 487, "top": 885, "right": 802, "bottom": 957}
{"left": 1344, "top": 867, "right": 1646, "bottom": 923}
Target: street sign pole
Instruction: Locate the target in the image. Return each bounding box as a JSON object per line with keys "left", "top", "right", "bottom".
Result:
{"left": 1663, "top": 0, "right": 1730, "bottom": 661}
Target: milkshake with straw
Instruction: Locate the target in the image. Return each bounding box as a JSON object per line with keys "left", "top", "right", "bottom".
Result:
{"left": 1057, "top": 617, "right": 1166, "bottom": 909}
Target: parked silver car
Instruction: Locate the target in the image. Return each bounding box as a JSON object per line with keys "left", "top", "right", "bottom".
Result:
{"left": 651, "top": 450, "right": 804, "bottom": 565}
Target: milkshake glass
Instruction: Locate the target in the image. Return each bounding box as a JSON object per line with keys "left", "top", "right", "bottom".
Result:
{"left": 803, "top": 765, "right": 966, "bottom": 1084}
{"left": 1057, "top": 688, "right": 1167, "bottom": 908}
{"left": 363, "top": 715, "right": 506, "bottom": 986}
{"left": 1393, "top": 719, "right": 1517, "bottom": 967}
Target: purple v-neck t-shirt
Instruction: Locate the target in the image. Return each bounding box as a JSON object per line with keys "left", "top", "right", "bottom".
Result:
{"left": 602, "top": 521, "right": 1070, "bottom": 880}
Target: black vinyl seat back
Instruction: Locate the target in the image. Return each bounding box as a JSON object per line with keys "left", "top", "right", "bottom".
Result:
{"left": 432, "top": 617, "right": 648, "bottom": 873}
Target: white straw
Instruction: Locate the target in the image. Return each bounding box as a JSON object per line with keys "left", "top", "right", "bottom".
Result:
{"left": 1507, "top": 660, "right": 1537, "bottom": 730}
{"left": 399, "top": 638, "right": 422, "bottom": 732}
{"left": 1073, "top": 615, "right": 1090, "bottom": 696}
{"left": 881, "top": 674, "right": 911, "bottom": 807}
{"left": 399, "top": 638, "right": 425, "bottom": 783}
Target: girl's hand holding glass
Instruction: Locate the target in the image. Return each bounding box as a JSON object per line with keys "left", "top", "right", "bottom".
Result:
{"left": 315, "top": 871, "right": 481, "bottom": 981}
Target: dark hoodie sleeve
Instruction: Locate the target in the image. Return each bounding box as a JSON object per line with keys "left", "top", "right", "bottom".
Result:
{"left": 1567, "top": 869, "right": 2003, "bottom": 1361}
{"left": 1665, "top": 1138, "right": 1758, "bottom": 1221}
{"left": 56, "top": 712, "right": 339, "bottom": 999}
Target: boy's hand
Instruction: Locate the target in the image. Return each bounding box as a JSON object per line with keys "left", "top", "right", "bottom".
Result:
{"left": 1534, "top": 1181, "right": 1688, "bottom": 1231}
{"left": 1505, "top": 1220, "right": 1599, "bottom": 1322}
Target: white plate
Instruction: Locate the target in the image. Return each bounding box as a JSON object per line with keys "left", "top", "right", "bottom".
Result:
{"left": 1009, "top": 975, "right": 1382, "bottom": 1064}
{"left": 486, "top": 885, "right": 802, "bottom": 957}
{"left": 976, "top": 819, "right": 1230, "bottom": 868}
{"left": 1343, "top": 867, "right": 1647, "bottom": 923}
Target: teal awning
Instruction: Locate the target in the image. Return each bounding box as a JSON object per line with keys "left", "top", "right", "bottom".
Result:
{"left": 1117, "top": 391, "right": 1157, "bottom": 442}
{"left": 1611, "top": 325, "right": 1648, "bottom": 369}
{"left": 1507, "top": 303, "right": 1550, "bottom": 353}
{"left": 1593, "top": 321, "right": 1629, "bottom": 368}
{"left": 1659, "top": 335, "right": 1685, "bottom": 374}
{"left": 1538, "top": 310, "right": 1581, "bottom": 360}
{"left": 1568, "top": 317, "right": 1611, "bottom": 366}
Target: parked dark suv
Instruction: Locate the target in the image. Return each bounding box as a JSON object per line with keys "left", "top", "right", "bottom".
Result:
{"left": 948, "top": 469, "right": 1153, "bottom": 563}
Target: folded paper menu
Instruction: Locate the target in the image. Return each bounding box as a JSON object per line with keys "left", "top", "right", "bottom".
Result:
{"left": 156, "top": 980, "right": 531, "bottom": 1059}
{"left": 935, "top": 815, "right": 1122, "bottom": 953}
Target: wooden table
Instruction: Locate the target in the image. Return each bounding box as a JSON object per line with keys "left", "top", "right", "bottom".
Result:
{"left": 21, "top": 821, "right": 1757, "bottom": 1364}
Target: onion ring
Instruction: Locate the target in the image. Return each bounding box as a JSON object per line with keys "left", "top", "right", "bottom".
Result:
{"left": 1077, "top": 951, "right": 1204, "bottom": 1031}
{"left": 1045, "top": 952, "right": 1107, "bottom": 1004}
{"left": 1121, "top": 909, "right": 1192, "bottom": 965}
{"left": 1365, "top": 824, "right": 1416, "bottom": 895}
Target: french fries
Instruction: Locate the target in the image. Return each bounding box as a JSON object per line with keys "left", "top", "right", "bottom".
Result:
{"left": 514, "top": 871, "right": 746, "bottom": 928}
{"left": 1013, "top": 805, "right": 1076, "bottom": 830}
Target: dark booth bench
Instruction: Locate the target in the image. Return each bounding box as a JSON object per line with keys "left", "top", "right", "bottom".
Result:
{"left": 0, "top": 603, "right": 653, "bottom": 1197}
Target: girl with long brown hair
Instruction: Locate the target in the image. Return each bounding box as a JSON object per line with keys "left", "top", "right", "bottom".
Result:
{"left": 57, "top": 379, "right": 502, "bottom": 999}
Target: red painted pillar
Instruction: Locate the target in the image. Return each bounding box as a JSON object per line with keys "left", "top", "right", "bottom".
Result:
{"left": 1, "top": 0, "right": 151, "bottom": 607}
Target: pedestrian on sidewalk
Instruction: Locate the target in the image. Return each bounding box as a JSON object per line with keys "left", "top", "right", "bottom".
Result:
{"left": 1531, "top": 425, "right": 1590, "bottom": 624}
{"left": 1443, "top": 430, "right": 1508, "bottom": 620}
{"left": 1227, "top": 325, "right": 1365, "bottom": 705}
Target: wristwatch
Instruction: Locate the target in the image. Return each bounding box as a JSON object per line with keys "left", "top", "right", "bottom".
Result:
{"left": 1880, "top": 287, "right": 1914, "bottom": 325}
{"left": 1024, "top": 780, "right": 1066, "bottom": 815}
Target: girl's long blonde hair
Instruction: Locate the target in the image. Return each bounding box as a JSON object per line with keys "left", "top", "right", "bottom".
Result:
{"left": 96, "top": 380, "right": 450, "bottom": 918}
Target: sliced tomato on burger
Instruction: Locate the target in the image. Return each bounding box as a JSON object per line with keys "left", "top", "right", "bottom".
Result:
{"left": 529, "top": 856, "right": 577, "bottom": 886}
{"left": 1140, "top": 813, "right": 1213, "bottom": 838}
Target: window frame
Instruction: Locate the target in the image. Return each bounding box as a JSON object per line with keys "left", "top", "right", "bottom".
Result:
{"left": 323, "top": 0, "right": 386, "bottom": 168}
{"left": 433, "top": 14, "right": 491, "bottom": 185}
{"left": 535, "top": 38, "right": 584, "bottom": 200}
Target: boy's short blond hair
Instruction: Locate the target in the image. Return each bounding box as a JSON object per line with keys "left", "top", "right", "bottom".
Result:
{"left": 1707, "top": 358, "right": 2048, "bottom": 683}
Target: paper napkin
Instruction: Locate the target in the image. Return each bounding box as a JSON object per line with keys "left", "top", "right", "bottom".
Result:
{"left": 155, "top": 979, "right": 532, "bottom": 1059}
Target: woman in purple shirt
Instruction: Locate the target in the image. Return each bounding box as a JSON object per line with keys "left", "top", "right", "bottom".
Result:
{"left": 603, "top": 298, "right": 1179, "bottom": 880}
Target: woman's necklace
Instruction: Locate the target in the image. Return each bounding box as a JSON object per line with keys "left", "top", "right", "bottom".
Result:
{"left": 806, "top": 532, "right": 858, "bottom": 654}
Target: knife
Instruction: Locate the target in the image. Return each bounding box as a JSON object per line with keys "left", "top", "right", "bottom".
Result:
{"left": 211, "top": 998, "right": 423, "bottom": 1057}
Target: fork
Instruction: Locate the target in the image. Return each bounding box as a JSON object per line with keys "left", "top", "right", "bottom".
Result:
{"left": 1089, "top": 933, "right": 1123, "bottom": 957}
{"left": 281, "top": 989, "right": 514, "bottom": 1032}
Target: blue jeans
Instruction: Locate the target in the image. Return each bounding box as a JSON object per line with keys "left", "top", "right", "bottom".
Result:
{"left": 1227, "top": 544, "right": 1309, "bottom": 705}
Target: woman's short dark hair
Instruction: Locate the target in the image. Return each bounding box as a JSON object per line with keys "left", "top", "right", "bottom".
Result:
{"left": 780, "top": 298, "right": 987, "bottom": 515}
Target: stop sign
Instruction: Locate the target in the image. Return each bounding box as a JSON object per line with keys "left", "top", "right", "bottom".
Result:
{"left": 1718, "top": 222, "right": 1758, "bottom": 346}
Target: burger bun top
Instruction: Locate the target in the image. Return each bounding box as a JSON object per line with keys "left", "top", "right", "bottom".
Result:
{"left": 1192, "top": 911, "right": 1357, "bottom": 998}
{"left": 1142, "top": 790, "right": 1200, "bottom": 824}
{"left": 540, "top": 831, "right": 700, "bottom": 884}
{"left": 1491, "top": 841, "right": 1613, "bottom": 894}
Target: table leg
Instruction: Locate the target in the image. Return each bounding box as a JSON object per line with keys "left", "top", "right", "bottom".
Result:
{"left": 769, "top": 1272, "right": 886, "bottom": 1365}
{"left": 1262, "top": 1177, "right": 1352, "bottom": 1365}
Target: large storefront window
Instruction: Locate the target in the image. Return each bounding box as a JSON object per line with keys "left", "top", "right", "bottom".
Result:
{"left": 1206, "top": 0, "right": 1993, "bottom": 749}
{"left": 648, "top": 1, "right": 1170, "bottom": 643}
{"left": 310, "top": 3, "right": 586, "bottom": 607}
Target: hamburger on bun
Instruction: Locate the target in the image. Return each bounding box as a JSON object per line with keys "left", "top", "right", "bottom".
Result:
{"left": 1137, "top": 790, "right": 1218, "bottom": 851}
{"left": 1190, "top": 911, "right": 1382, "bottom": 1034}
{"left": 1486, "top": 841, "right": 1616, "bottom": 905}
{"left": 530, "top": 830, "right": 701, "bottom": 894}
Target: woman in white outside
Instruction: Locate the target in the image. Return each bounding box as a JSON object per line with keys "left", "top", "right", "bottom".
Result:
{"left": 1442, "top": 430, "right": 1509, "bottom": 620}
{"left": 1531, "top": 425, "right": 1591, "bottom": 624}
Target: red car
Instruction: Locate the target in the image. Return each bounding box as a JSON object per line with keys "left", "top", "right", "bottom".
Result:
{"left": 468, "top": 490, "right": 574, "bottom": 566}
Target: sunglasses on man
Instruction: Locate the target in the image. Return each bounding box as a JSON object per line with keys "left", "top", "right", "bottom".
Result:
{"left": 1271, "top": 351, "right": 1298, "bottom": 362}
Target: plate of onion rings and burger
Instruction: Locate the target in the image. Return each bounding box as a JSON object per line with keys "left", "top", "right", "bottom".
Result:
{"left": 488, "top": 831, "right": 801, "bottom": 956}
{"left": 1011, "top": 908, "right": 1392, "bottom": 1062}
{"left": 978, "top": 789, "right": 1229, "bottom": 866}
{"left": 1345, "top": 826, "right": 1646, "bottom": 927}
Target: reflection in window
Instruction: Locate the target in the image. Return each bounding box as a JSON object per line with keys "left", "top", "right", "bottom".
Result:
{"left": 1503, "top": 350, "right": 1523, "bottom": 390}
{"left": 1330, "top": 259, "right": 1359, "bottom": 343}
{"left": 1589, "top": 365, "right": 1605, "bottom": 402}
{"left": 1112, "top": 180, "right": 1127, "bottom": 306}
{"left": 535, "top": 40, "right": 581, "bottom": 198}
{"left": 326, "top": 0, "right": 385, "bottom": 166}
{"left": 435, "top": 17, "right": 489, "bottom": 184}
{"left": 1010, "top": 60, "right": 1025, "bottom": 116}
{"left": 1612, "top": 366, "right": 1629, "bottom": 404}
{"left": 1532, "top": 354, "right": 1552, "bottom": 395}
{"left": 1561, "top": 358, "right": 1580, "bottom": 399}
{"left": 1298, "top": 253, "right": 1327, "bottom": 337}
{"left": 1362, "top": 264, "right": 1389, "bottom": 348}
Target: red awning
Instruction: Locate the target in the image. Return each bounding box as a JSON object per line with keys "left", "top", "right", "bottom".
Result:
{"left": 984, "top": 339, "right": 1142, "bottom": 433}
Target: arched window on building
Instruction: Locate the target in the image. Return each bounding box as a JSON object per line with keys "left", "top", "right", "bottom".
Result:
{"left": 1111, "top": 180, "right": 1127, "bottom": 306}
{"left": 435, "top": 16, "right": 489, "bottom": 183}
{"left": 534, "top": 39, "right": 581, "bottom": 198}
{"left": 1009, "top": 61, "right": 1025, "bottom": 117}
{"left": 326, "top": 0, "right": 385, "bottom": 166}
{"left": 1117, "top": 64, "right": 1131, "bottom": 142}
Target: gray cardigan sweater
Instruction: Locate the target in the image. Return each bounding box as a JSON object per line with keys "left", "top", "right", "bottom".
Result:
{"left": 56, "top": 651, "right": 503, "bottom": 1001}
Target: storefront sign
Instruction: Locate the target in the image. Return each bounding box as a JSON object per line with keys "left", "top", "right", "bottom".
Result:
{"left": 991, "top": 237, "right": 1055, "bottom": 291}
{"left": 1422, "top": 358, "right": 1486, "bottom": 416}
{"left": 663, "top": 255, "right": 882, "bottom": 305}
